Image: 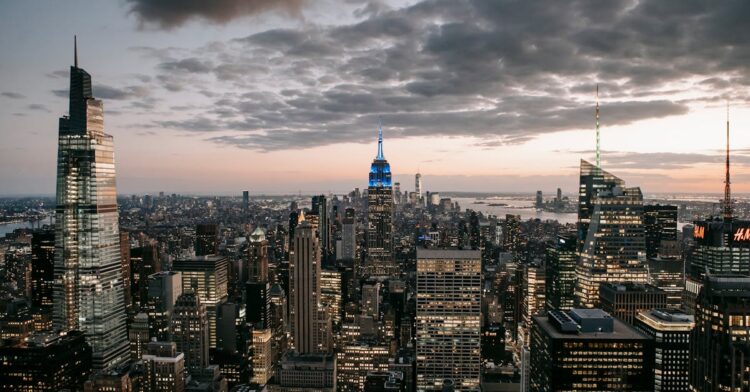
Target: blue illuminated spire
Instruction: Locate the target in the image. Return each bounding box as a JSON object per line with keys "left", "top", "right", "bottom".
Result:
{"left": 377, "top": 118, "right": 384, "bottom": 160}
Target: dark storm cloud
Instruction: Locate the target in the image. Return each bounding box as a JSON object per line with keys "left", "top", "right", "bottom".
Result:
{"left": 126, "top": 0, "right": 306, "bottom": 29}
{"left": 1, "top": 92, "right": 25, "bottom": 99}
{"left": 142, "top": 0, "right": 750, "bottom": 151}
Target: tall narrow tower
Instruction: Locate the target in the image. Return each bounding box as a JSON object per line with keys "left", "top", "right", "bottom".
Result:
{"left": 724, "top": 104, "right": 732, "bottom": 222}
{"left": 367, "top": 121, "right": 394, "bottom": 269}
{"left": 53, "top": 37, "right": 129, "bottom": 370}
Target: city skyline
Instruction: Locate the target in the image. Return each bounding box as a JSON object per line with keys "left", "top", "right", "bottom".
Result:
{"left": 2, "top": 1, "right": 750, "bottom": 195}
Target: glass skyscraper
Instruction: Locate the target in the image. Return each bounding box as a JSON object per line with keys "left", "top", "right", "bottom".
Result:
{"left": 52, "top": 43, "right": 129, "bottom": 371}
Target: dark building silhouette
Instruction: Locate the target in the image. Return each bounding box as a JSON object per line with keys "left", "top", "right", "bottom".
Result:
{"left": 599, "top": 283, "right": 668, "bottom": 325}
{"left": 31, "top": 229, "right": 55, "bottom": 309}
{"left": 690, "top": 274, "right": 750, "bottom": 391}
{"left": 0, "top": 331, "right": 92, "bottom": 391}
{"left": 545, "top": 233, "right": 577, "bottom": 311}
{"left": 529, "top": 309, "right": 654, "bottom": 392}
{"left": 643, "top": 204, "right": 678, "bottom": 259}
{"left": 195, "top": 223, "right": 219, "bottom": 256}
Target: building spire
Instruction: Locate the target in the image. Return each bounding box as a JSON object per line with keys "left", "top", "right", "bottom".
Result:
{"left": 376, "top": 117, "right": 384, "bottom": 160}
{"left": 595, "top": 84, "right": 600, "bottom": 168}
{"left": 724, "top": 102, "right": 732, "bottom": 221}
{"left": 74, "top": 35, "right": 78, "bottom": 68}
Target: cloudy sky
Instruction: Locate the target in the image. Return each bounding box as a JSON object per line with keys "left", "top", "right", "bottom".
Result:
{"left": 1, "top": 0, "right": 749, "bottom": 196}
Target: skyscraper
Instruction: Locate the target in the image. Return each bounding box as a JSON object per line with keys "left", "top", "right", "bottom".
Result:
{"left": 52, "top": 39, "right": 129, "bottom": 370}
{"left": 545, "top": 233, "right": 577, "bottom": 311}
{"left": 31, "top": 229, "right": 55, "bottom": 309}
{"left": 415, "top": 172, "right": 422, "bottom": 205}
{"left": 313, "top": 195, "right": 332, "bottom": 263}
{"left": 634, "top": 309, "right": 693, "bottom": 392}
{"left": 575, "top": 185, "right": 648, "bottom": 308}
{"left": 195, "top": 223, "right": 219, "bottom": 256}
{"left": 685, "top": 115, "right": 750, "bottom": 312}
{"left": 367, "top": 122, "right": 394, "bottom": 269}
{"left": 242, "top": 190, "right": 250, "bottom": 209}
{"left": 416, "top": 249, "right": 481, "bottom": 391}
{"left": 248, "top": 227, "right": 269, "bottom": 283}
{"left": 290, "top": 219, "right": 323, "bottom": 354}
{"left": 340, "top": 208, "right": 357, "bottom": 261}
{"left": 172, "top": 291, "right": 210, "bottom": 373}
{"left": 576, "top": 160, "right": 625, "bottom": 251}
{"left": 690, "top": 274, "right": 750, "bottom": 391}
{"left": 172, "top": 256, "right": 229, "bottom": 348}
{"left": 145, "top": 271, "right": 182, "bottom": 341}
{"left": 643, "top": 204, "right": 678, "bottom": 259}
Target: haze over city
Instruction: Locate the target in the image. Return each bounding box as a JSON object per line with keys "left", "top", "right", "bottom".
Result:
{"left": 2, "top": 0, "right": 750, "bottom": 195}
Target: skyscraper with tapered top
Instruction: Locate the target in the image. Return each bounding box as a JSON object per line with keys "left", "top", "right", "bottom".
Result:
{"left": 52, "top": 37, "right": 129, "bottom": 371}
{"left": 366, "top": 121, "right": 394, "bottom": 273}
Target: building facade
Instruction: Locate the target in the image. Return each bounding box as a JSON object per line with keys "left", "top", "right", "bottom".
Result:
{"left": 416, "top": 249, "right": 481, "bottom": 391}
{"left": 52, "top": 47, "right": 129, "bottom": 370}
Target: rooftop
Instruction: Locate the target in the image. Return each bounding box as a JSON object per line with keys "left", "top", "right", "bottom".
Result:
{"left": 536, "top": 309, "right": 647, "bottom": 340}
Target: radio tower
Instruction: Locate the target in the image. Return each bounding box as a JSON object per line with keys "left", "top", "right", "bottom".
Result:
{"left": 724, "top": 103, "right": 732, "bottom": 222}
{"left": 595, "top": 84, "right": 601, "bottom": 168}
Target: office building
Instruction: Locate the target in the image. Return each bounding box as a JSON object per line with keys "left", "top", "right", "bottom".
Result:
{"left": 271, "top": 352, "right": 337, "bottom": 392}
{"left": 416, "top": 249, "right": 481, "bottom": 391}
{"left": 120, "top": 231, "right": 132, "bottom": 310}
{"left": 577, "top": 160, "right": 625, "bottom": 251}
{"left": 634, "top": 309, "right": 693, "bottom": 392}
{"left": 535, "top": 190, "right": 543, "bottom": 208}
{"left": 142, "top": 341, "right": 186, "bottom": 392}
{"left": 520, "top": 262, "right": 545, "bottom": 346}
{"left": 196, "top": 223, "right": 219, "bottom": 256}
{"left": 686, "top": 218, "right": 750, "bottom": 310}
{"left": 367, "top": 123, "right": 394, "bottom": 265}
{"left": 690, "top": 274, "right": 750, "bottom": 391}
{"left": 575, "top": 185, "right": 648, "bottom": 308}
{"left": 252, "top": 328, "right": 274, "bottom": 385}
{"left": 248, "top": 227, "right": 269, "bottom": 283}
{"left": 52, "top": 41, "right": 129, "bottom": 370}
{"left": 31, "top": 229, "right": 55, "bottom": 310}
{"left": 290, "top": 218, "right": 323, "bottom": 353}
{"left": 545, "top": 233, "right": 577, "bottom": 311}
{"left": 312, "top": 195, "right": 332, "bottom": 263}
{"left": 173, "top": 255, "right": 229, "bottom": 348}
{"left": 130, "top": 241, "right": 161, "bottom": 308}
{"left": 129, "top": 312, "right": 150, "bottom": 360}
{"left": 647, "top": 256, "right": 684, "bottom": 309}
{"left": 340, "top": 208, "right": 357, "bottom": 261}
{"left": 320, "top": 269, "right": 343, "bottom": 329}
{"left": 529, "top": 309, "right": 654, "bottom": 391}
{"left": 337, "top": 342, "right": 391, "bottom": 391}
{"left": 146, "top": 271, "right": 183, "bottom": 341}
{"left": 172, "top": 292, "right": 210, "bottom": 373}
{"left": 644, "top": 205, "right": 678, "bottom": 259}
{"left": 0, "top": 331, "right": 92, "bottom": 391}
{"left": 362, "top": 281, "right": 381, "bottom": 318}
{"left": 243, "top": 190, "right": 250, "bottom": 209}
{"left": 364, "top": 371, "right": 406, "bottom": 392}
{"left": 246, "top": 280, "right": 271, "bottom": 328}
{"left": 599, "top": 283, "right": 668, "bottom": 325}
{"left": 685, "top": 114, "right": 750, "bottom": 311}
{"left": 415, "top": 172, "right": 423, "bottom": 205}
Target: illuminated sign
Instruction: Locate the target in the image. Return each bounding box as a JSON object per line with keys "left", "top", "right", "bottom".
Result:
{"left": 694, "top": 225, "right": 705, "bottom": 240}
{"left": 734, "top": 227, "right": 750, "bottom": 242}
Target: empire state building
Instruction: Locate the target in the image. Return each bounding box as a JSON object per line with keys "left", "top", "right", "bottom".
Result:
{"left": 366, "top": 122, "right": 395, "bottom": 273}
{"left": 52, "top": 38, "right": 129, "bottom": 370}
